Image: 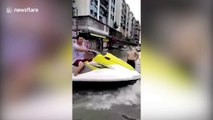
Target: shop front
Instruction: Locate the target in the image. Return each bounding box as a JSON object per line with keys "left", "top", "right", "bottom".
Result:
{"left": 103, "top": 38, "right": 109, "bottom": 49}
{"left": 79, "top": 32, "right": 110, "bottom": 50}
{"left": 76, "top": 16, "right": 110, "bottom": 50}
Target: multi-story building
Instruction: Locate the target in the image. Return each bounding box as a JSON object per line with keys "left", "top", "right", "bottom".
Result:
{"left": 115, "top": 0, "right": 140, "bottom": 42}
{"left": 72, "top": 0, "right": 78, "bottom": 38}
{"left": 72, "top": 0, "right": 111, "bottom": 50}
{"left": 108, "top": 0, "right": 116, "bottom": 28}
{"left": 72, "top": 0, "right": 141, "bottom": 48}
{"left": 131, "top": 17, "right": 136, "bottom": 39}
{"left": 124, "top": 4, "right": 130, "bottom": 38}
{"left": 74, "top": 0, "right": 109, "bottom": 25}
{"left": 127, "top": 11, "right": 133, "bottom": 39}
{"left": 139, "top": 31, "right": 141, "bottom": 45}
{"left": 133, "top": 20, "right": 140, "bottom": 44}
{"left": 115, "top": 0, "right": 127, "bottom": 36}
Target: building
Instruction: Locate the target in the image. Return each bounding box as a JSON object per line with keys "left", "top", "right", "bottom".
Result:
{"left": 114, "top": 0, "right": 140, "bottom": 42}
{"left": 115, "top": 0, "right": 127, "bottom": 36}
{"left": 124, "top": 4, "right": 130, "bottom": 38}
{"left": 72, "top": 0, "right": 141, "bottom": 48}
{"left": 72, "top": 0, "right": 110, "bottom": 50}
{"left": 133, "top": 20, "right": 140, "bottom": 44}
{"left": 139, "top": 31, "right": 141, "bottom": 45}
{"left": 108, "top": 0, "right": 116, "bottom": 28}
{"left": 127, "top": 11, "right": 133, "bottom": 39}
{"left": 72, "top": 0, "right": 78, "bottom": 32}
{"left": 131, "top": 17, "right": 136, "bottom": 39}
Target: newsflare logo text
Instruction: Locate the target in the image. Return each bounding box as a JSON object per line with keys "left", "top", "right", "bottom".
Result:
{"left": 6, "top": 7, "right": 39, "bottom": 13}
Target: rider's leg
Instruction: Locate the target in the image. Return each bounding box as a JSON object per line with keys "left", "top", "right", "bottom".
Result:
{"left": 74, "top": 61, "right": 84, "bottom": 76}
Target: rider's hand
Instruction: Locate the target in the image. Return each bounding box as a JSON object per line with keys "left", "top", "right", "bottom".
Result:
{"left": 87, "top": 49, "right": 93, "bottom": 54}
{"left": 87, "top": 49, "right": 91, "bottom": 52}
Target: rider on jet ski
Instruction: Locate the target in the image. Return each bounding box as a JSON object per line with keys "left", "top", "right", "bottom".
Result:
{"left": 72, "top": 35, "right": 95, "bottom": 76}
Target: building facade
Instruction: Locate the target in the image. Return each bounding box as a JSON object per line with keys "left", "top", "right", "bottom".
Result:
{"left": 133, "top": 20, "right": 140, "bottom": 44}
{"left": 124, "top": 4, "right": 130, "bottom": 38}
{"left": 128, "top": 11, "right": 133, "bottom": 39}
{"left": 73, "top": 0, "right": 110, "bottom": 50}
{"left": 115, "top": 0, "right": 123, "bottom": 34}
{"left": 131, "top": 17, "right": 136, "bottom": 39}
{"left": 72, "top": 0, "right": 141, "bottom": 48}
{"left": 108, "top": 0, "right": 116, "bottom": 28}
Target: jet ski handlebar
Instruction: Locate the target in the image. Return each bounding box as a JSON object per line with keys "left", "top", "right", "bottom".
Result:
{"left": 87, "top": 49, "right": 100, "bottom": 55}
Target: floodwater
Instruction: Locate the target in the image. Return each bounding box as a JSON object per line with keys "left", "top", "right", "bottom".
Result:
{"left": 73, "top": 49, "right": 141, "bottom": 120}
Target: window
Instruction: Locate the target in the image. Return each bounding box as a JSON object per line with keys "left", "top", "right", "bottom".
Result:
{"left": 90, "top": 10, "right": 93, "bottom": 15}
{"left": 99, "top": 16, "right": 103, "bottom": 22}
{"left": 94, "top": 12, "right": 97, "bottom": 18}
{"left": 95, "top": 0, "right": 98, "bottom": 5}
{"left": 112, "top": 0, "right": 115, "bottom": 4}
{"left": 111, "top": 7, "right": 114, "bottom": 12}
{"left": 99, "top": 8, "right": 101, "bottom": 13}
{"left": 94, "top": 4, "right": 97, "bottom": 8}
{"left": 91, "top": 0, "right": 94, "bottom": 5}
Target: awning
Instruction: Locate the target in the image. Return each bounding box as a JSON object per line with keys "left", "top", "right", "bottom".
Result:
{"left": 90, "top": 33, "right": 106, "bottom": 39}
{"left": 103, "top": 38, "right": 109, "bottom": 42}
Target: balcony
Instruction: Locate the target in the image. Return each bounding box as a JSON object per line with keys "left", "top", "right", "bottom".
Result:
{"left": 134, "top": 34, "right": 139, "bottom": 37}
{"left": 100, "top": 0, "right": 108, "bottom": 4}
{"left": 135, "top": 27, "right": 140, "bottom": 31}
{"left": 100, "top": 0, "right": 109, "bottom": 10}
{"left": 135, "top": 21, "right": 139, "bottom": 24}
{"left": 75, "top": 16, "right": 109, "bottom": 36}
{"left": 100, "top": 4, "right": 108, "bottom": 11}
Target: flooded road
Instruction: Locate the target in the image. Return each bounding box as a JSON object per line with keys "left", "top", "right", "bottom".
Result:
{"left": 108, "top": 49, "right": 141, "bottom": 73}
{"left": 73, "top": 49, "right": 141, "bottom": 120}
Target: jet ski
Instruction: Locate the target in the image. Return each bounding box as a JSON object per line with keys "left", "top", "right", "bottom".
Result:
{"left": 72, "top": 50, "right": 140, "bottom": 90}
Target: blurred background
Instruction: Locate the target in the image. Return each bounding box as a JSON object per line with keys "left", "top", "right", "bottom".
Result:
{"left": 1, "top": 0, "right": 73, "bottom": 120}
{"left": 141, "top": 0, "right": 212, "bottom": 120}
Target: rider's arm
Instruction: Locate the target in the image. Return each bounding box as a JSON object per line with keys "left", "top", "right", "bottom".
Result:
{"left": 73, "top": 44, "right": 88, "bottom": 52}
{"left": 126, "top": 52, "right": 129, "bottom": 61}
{"left": 135, "top": 51, "right": 139, "bottom": 60}
{"left": 76, "top": 47, "right": 88, "bottom": 52}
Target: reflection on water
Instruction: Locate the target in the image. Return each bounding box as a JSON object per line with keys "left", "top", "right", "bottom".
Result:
{"left": 73, "top": 49, "right": 141, "bottom": 120}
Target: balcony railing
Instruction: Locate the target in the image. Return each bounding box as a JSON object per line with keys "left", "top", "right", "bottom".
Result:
{"left": 76, "top": 16, "right": 109, "bottom": 35}
{"left": 100, "top": 4, "right": 108, "bottom": 11}
{"left": 100, "top": 0, "right": 108, "bottom": 8}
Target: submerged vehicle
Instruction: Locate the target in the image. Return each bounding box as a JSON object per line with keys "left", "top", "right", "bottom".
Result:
{"left": 72, "top": 50, "right": 140, "bottom": 90}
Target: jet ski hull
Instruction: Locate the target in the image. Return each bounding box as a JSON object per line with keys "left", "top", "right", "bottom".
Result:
{"left": 72, "top": 52, "right": 141, "bottom": 91}
{"left": 73, "top": 79, "right": 138, "bottom": 90}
